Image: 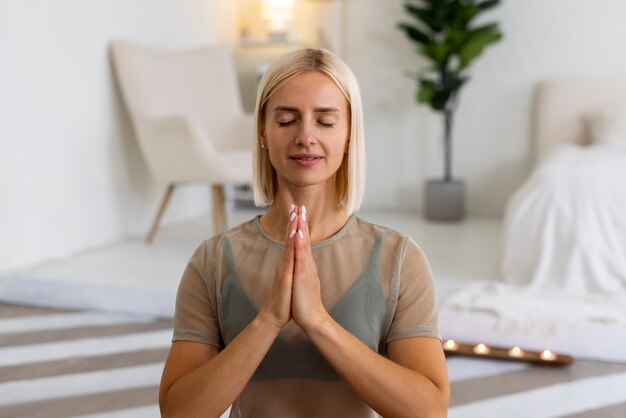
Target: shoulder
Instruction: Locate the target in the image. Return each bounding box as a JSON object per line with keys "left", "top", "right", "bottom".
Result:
{"left": 351, "top": 216, "right": 428, "bottom": 264}
{"left": 351, "top": 215, "right": 411, "bottom": 247}
{"left": 189, "top": 217, "right": 261, "bottom": 268}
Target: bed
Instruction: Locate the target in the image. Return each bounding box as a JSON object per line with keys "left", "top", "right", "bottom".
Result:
{"left": 439, "top": 81, "right": 626, "bottom": 362}
{"left": 501, "top": 80, "right": 626, "bottom": 295}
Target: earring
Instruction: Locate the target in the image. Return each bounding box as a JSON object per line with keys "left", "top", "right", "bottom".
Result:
{"left": 260, "top": 143, "right": 265, "bottom": 149}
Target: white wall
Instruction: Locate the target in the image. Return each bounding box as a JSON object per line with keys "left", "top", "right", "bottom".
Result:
{"left": 347, "top": 0, "right": 626, "bottom": 214}
{"left": 3, "top": 0, "right": 626, "bottom": 272}
{"left": 0, "top": 0, "right": 219, "bottom": 272}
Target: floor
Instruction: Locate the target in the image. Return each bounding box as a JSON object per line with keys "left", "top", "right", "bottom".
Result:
{"left": 2, "top": 302, "right": 626, "bottom": 418}
{"left": 0, "top": 208, "right": 502, "bottom": 318}
{"left": 2, "top": 209, "right": 625, "bottom": 417}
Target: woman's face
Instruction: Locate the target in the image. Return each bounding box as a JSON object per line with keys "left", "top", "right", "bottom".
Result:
{"left": 262, "top": 71, "right": 350, "bottom": 192}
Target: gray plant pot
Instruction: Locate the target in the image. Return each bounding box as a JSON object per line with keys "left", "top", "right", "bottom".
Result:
{"left": 425, "top": 179, "right": 466, "bottom": 221}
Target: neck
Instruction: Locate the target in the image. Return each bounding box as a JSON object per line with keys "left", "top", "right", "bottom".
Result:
{"left": 261, "top": 183, "right": 350, "bottom": 242}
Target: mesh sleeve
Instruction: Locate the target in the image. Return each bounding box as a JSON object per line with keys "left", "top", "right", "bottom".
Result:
{"left": 387, "top": 237, "right": 441, "bottom": 342}
{"left": 172, "top": 240, "right": 224, "bottom": 348}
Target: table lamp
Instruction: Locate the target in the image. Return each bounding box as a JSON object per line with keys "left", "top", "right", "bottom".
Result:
{"left": 262, "top": 0, "right": 295, "bottom": 41}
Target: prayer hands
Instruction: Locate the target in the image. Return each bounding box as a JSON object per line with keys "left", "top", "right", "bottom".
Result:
{"left": 290, "top": 205, "right": 327, "bottom": 332}
{"left": 258, "top": 204, "right": 328, "bottom": 333}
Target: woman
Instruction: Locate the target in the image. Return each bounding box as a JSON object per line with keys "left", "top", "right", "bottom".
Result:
{"left": 159, "top": 48, "right": 449, "bottom": 418}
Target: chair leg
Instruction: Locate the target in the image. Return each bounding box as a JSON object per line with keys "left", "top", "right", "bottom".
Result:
{"left": 146, "top": 184, "right": 175, "bottom": 243}
{"left": 211, "top": 184, "right": 227, "bottom": 234}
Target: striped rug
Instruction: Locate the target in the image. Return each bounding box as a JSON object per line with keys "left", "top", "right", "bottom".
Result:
{"left": 1, "top": 303, "right": 625, "bottom": 418}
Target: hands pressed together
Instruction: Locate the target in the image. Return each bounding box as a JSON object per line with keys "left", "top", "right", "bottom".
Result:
{"left": 260, "top": 204, "right": 329, "bottom": 334}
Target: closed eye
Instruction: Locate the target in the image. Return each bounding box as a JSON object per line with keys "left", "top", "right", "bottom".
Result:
{"left": 318, "top": 121, "right": 335, "bottom": 127}
{"left": 277, "top": 120, "right": 296, "bottom": 127}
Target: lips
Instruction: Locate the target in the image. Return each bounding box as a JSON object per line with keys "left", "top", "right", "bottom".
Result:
{"left": 290, "top": 154, "right": 323, "bottom": 167}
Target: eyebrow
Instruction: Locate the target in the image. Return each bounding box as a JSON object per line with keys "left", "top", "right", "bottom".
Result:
{"left": 272, "top": 106, "right": 340, "bottom": 113}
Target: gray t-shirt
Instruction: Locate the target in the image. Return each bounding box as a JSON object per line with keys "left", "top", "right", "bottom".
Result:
{"left": 173, "top": 215, "right": 440, "bottom": 417}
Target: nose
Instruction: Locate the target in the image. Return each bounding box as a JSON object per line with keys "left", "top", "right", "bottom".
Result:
{"left": 295, "top": 117, "right": 316, "bottom": 147}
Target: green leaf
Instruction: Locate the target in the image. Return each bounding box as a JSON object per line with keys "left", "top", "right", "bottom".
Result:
{"left": 422, "top": 41, "right": 451, "bottom": 66}
{"left": 400, "top": 0, "right": 502, "bottom": 113}
{"left": 417, "top": 81, "right": 436, "bottom": 104}
{"left": 405, "top": 5, "right": 434, "bottom": 27}
{"left": 458, "top": 6, "right": 480, "bottom": 25}
{"left": 398, "top": 23, "right": 430, "bottom": 45}
{"left": 478, "top": 0, "right": 500, "bottom": 11}
{"left": 417, "top": 77, "right": 457, "bottom": 111}
{"left": 444, "top": 27, "right": 468, "bottom": 52}
{"left": 458, "top": 23, "right": 502, "bottom": 68}
{"left": 431, "top": 90, "right": 450, "bottom": 111}
{"left": 442, "top": 73, "right": 468, "bottom": 92}
{"left": 431, "top": 3, "right": 452, "bottom": 30}
{"left": 405, "top": 4, "right": 445, "bottom": 32}
{"left": 434, "top": 1, "right": 473, "bottom": 27}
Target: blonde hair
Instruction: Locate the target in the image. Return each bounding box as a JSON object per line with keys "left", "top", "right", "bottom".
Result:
{"left": 252, "top": 48, "right": 365, "bottom": 215}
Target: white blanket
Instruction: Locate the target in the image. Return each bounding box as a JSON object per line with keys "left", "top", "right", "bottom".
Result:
{"left": 441, "top": 144, "right": 626, "bottom": 341}
{"left": 501, "top": 143, "right": 626, "bottom": 295}
{"left": 442, "top": 281, "right": 626, "bottom": 330}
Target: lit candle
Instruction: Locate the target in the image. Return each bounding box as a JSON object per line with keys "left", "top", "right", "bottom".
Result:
{"left": 473, "top": 343, "right": 490, "bottom": 355}
{"left": 444, "top": 339, "right": 458, "bottom": 351}
{"left": 540, "top": 349, "right": 556, "bottom": 361}
{"left": 508, "top": 346, "right": 524, "bottom": 358}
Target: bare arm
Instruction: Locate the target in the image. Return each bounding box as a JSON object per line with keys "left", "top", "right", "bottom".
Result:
{"left": 291, "top": 208, "right": 449, "bottom": 418}
{"left": 307, "top": 322, "right": 449, "bottom": 418}
{"left": 159, "top": 207, "right": 300, "bottom": 417}
{"left": 159, "top": 317, "right": 282, "bottom": 418}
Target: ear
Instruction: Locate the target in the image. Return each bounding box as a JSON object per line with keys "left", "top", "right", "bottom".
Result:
{"left": 258, "top": 116, "right": 266, "bottom": 145}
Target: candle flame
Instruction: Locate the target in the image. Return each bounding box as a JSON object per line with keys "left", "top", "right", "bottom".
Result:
{"left": 444, "top": 339, "right": 458, "bottom": 350}
{"left": 473, "top": 343, "right": 490, "bottom": 355}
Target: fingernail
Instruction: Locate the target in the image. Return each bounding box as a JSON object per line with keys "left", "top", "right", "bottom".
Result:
{"left": 290, "top": 211, "right": 296, "bottom": 222}
{"left": 297, "top": 230, "right": 303, "bottom": 240}
{"left": 301, "top": 213, "right": 306, "bottom": 222}
{"left": 289, "top": 229, "right": 296, "bottom": 239}
{"left": 301, "top": 205, "right": 307, "bottom": 214}
{"left": 289, "top": 204, "right": 296, "bottom": 214}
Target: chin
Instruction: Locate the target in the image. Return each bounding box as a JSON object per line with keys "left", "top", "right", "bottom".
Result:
{"left": 280, "top": 173, "right": 334, "bottom": 189}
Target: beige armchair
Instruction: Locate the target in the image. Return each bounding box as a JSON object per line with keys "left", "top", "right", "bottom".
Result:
{"left": 110, "top": 41, "right": 253, "bottom": 242}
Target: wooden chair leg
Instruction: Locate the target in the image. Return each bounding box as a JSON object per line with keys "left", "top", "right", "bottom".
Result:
{"left": 146, "top": 184, "right": 175, "bottom": 243}
{"left": 211, "top": 184, "right": 227, "bottom": 234}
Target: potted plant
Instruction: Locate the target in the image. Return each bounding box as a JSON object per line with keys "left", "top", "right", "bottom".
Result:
{"left": 398, "top": 0, "right": 503, "bottom": 221}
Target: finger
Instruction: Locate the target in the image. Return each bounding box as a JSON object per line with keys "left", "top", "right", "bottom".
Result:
{"left": 276, "top": 203, "right": 297, "bottom": 276}
{"left": 278, "top": 241, "right": 294, "bottom": 279}
{"left": 294, "top": 205, "right": 309, "bottom": 268}
{"left": 293, "top": 206, "right": 304, "bottom": 245}
{"left": 284, "top": 204, "right": 298, "bottom": 274}
{"left": 298, "top": 205, "right": 309, "bottom": 243}
{"left": 287, "top": 203, "right": 298, "bottom": 240}
{"left": 293, "top": 209, "right": 320, "bottom": 295}
{"left": 294, "top": 205, "right": 311, "bottom": 253}
{"left": 283, "top": 203, "right": 298, "bottom": 253}
{"left": 284, "top": 237, "right": 295, "bottom": 276}
{"left": 289, "top": 204, "right": 298, "bottom": 237}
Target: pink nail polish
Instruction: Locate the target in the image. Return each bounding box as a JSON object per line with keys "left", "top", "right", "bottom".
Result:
{"left": 290, "top": 212, "right": 296, "bottom": 222}
{"left": 301, "top": 213, "right": 306, "bottom": 222}
{"left": 290, "top": 230, "right": 296, "bottom": 239}
{"left": 289, "top": 204, "right": 296, "bottom": 213}
{"left": 301, "top": 205, "right": 307, "bottom": 214}
{"left": 297, "top": 230, "right": 303, "bottom": 240}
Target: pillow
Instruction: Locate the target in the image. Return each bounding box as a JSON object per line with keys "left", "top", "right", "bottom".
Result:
{"left": 585, "top": 103, "right": 626, "bottom": 147}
